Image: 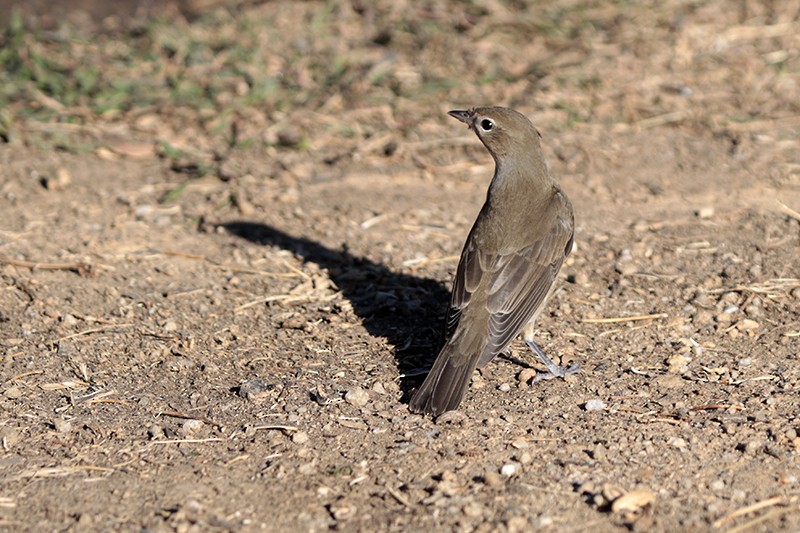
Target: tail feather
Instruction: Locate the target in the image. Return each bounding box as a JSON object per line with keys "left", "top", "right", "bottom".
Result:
{"left": 409, "top": 347, "right": 478, "bottom": 415}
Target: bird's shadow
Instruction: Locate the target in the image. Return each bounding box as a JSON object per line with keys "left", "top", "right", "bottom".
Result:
{"left": 222, "top": 221, "right": 451, "bottom": 398}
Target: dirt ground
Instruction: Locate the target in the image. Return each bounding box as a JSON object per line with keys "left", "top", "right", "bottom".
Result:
{"left": 1, "top": 1, "right": 800, "bottom": 531}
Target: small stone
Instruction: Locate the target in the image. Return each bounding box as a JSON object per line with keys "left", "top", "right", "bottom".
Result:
{"left": 41, "top": 168, "right": 72, "bottom": 190}
{"left": 344, "top": 388, "right": 370, "bottom": 407}
{"left": 715, "top": 312, "right": 734, "bottom": 324}
{"left": 292, "top": 431, "right": 310, "bottom": 444}
{"left": 668, "top": 437, "right": 687, "bottom": 449}
{"left": 744, "top": 440, "right": 763, "bottom": 454}
{"left": 483, "top": 470, "right": 503, "bottom": 487}
{"left": 238, "top": 379, "right": 275, "bottom": 401}
{"left": 737, "top": 357, "right": 753, "bottom": 367}
{"left": 611, "top": 488, "right": 656, "bottom": 513}
{"left": 148, "top": 424, "right": 165, "bottom": 440}
{"left": 518, "top": 368, "right": 537, "bottom": 384}
{"left": 462, "top": 502, "right": 483, "bottom": 518}
{"left": 709, "top": 479, "right": 725, "bottom": 491}
{"left": 584, "top": 398, "right": 606, "bottom": 411}
{"left": 506, "top": 516, "right": 529, "bottom": 532}
{"left": 501, "top": 463, "right": 518, "bottom": 477}
{"left": 53, "top": 418, "right": 72, "bottom": 433}
{"left": 163, "top": 320, "right": 179, "bottom": 332}
{"left": 615, "top": 261, "right": 638, "bottom": 276}
{"left": 518, "top": 452, "right": 533, "bottom": 465}
{"left": 181, "top": 419, "right": 203, "bottom": 434}
{"left": 371, "top": 381, "right": 386, "bottom": 394}
{"left": 696, "top": 207, "right": 715, "bottom": 219}
{"left": 471, "top": 372, "right": 486, "bottom": 390}
{"left": 298, "top": 462, "right": 315, "bottom": 475}
{"left": 0, "top": 427, "right": 21, "bottom": 448}
{"left": 4, "top": 386, "right": 23, "bottom": 399}
{"left": 666, "top": 353, "right": 690, "bottom": 373}
{"left": 736, "top": 319, "right": 760, "bottom": 331}
{"left": 510, "top": 438, "right": 529, "bottom": 449}
{"left": 498, "top": 383, "right": 511, "bottom": 392}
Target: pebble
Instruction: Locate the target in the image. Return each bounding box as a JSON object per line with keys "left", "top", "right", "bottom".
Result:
{"left": 41, "top": 168, "right": 72, "bottom": 190}
{"left": 292, "top": 431, "right": 310, "bottom": 444}
{"left": 584, "top": 398, "right": 606, "bottom": 411}
{"left": 666, "top": 353, "right": 690, "bottom": 373}
{"left": 483, "top": 470, "right": 503, "bottom": 487}
{"left": 501, "top": 463, "right": 519, "bottom": 477}
{"left": 181, "top": 419, "right": 203, "bottom": 434}
{"left": 668, "top": 437, "right": 687, "bottom": 449}
{"left": 238, "top": 379, "right": 275, "bottom": 401}
{"left": 696, "top": 206, "right": 715, "bottom": 218}
{"left": 498, "top": 383, "right": 511, "bottom": 392}
{"left": 0, "top": 427, "right": 21, "bottom": 448}
{"left": 518, "top": 368, "right": 537, "bottom": 384}
{"left": 148, "top": 424, "right": 165, "bottom": 440}
{"left": 53, "top": 418, "right": 72, "bottom": 433}
{"left": 344, "top": 388, "right": 369, "bottom": 407}
{"left": 462, "top": 502, "right": 483, "bottom": 518}
{"left": 744, "top": 440, "right": 763, "bottom": 454}
{"left": 736, "top": 319, "right": 760, "bottom": 331}
{"left": 4, "top": 386, "right": 22, "bottom": 399}
{"left": 507, "top": 517, "right": 529, "bottom": 532}
{"left": 709, "top": 479, "right": 725, "bottom": 491}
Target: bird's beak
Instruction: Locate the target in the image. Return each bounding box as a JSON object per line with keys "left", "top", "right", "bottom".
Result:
{"left": 448, "top": 109, "right": 473, "bottom": 127}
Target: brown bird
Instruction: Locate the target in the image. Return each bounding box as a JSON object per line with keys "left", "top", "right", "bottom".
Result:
{"left": 409, "top": 106, "right": 577, "bottom": 416}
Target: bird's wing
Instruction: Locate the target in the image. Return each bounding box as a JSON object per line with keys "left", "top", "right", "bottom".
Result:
{"left": 441, "top": 198, "right": 573, "bottom": 367}
{"left": 478, "top": 213, "right": 573, "bottom": 366}
{"left": 439, "top": 224, "right": 485, "bottom": 347}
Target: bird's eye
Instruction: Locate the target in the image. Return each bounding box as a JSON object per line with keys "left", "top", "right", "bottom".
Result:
{"left": 480, "top": 118, "right": 495, "bottom": 131}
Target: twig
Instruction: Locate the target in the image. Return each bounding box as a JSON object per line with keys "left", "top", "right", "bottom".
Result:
{"left": 251, "top": 424, "right": 299, "bottom": 432}
{"left": 159, "top": 410, "right": 220, "bottom": 428}
{"left": 580, "top": 313, "right": 668, "bottom": 324}
{"left": 725, "top": 505, "right": 800, "bottom": 533}
{"left": 0, "top": 256, "right": 94, "bottom": 276}
{"left": 158, "top": 249, "right": 206, "bottom": 260}
{"left": 10, "top": 370, "right": 44, "bottom": 381}
{"left": 22, "top": 465, "right": 114, "bottom": 478}
{"left": 635, "top": 110, "right": 689, "bottom": 129}
{"left": 713, "top": 495, "right": 784, "bottom": 528}
{"left": 385, "top": 484, "right": 412, "bottom": 508}
{"left": 235, "top": 291, "right": 339, "bottom": 313}
{"left": 777, "top": 200, "right": 800, "bottom": 222}
{"left": 73, "top": 389, "right": 116, "bottom": 404}
{"left": 151, "top": 438, "right": 224, "bottom": 444}
{"left": 57, "top": 324, "right": 135, "bottom": 342}
{"left": 690, "top": 404, "right": 743, "bottom": 412}
{"left": 403, "top": 255, "right": 459, "bottom": 270}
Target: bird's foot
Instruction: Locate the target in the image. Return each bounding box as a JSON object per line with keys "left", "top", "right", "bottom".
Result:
{"left": 525, "top": 339, "right": 581, "bottom": 383}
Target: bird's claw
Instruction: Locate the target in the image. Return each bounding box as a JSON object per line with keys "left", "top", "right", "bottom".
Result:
{"left": 525, "top": 339, "right": 581, "bottom": 383}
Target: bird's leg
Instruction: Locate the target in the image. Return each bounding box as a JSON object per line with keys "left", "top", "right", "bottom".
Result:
{"left": 524, "top": 338, "right": 581, "bottom": 383}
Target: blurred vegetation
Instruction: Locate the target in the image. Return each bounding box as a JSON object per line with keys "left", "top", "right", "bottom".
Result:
{"left": 0, "top": 0, "right": 797, "bottom": 158}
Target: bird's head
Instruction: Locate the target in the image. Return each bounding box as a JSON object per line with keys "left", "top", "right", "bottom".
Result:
{"left": 448, "top": 106, "right": 542, "bottom": 162}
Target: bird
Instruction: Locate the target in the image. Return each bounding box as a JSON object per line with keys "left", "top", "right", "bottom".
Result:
{"left": 409, "top": 106, "right": 577, "bottom": 416}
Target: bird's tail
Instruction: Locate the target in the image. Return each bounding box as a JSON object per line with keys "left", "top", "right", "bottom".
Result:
{"left": 408, "top": 345, "right": 478, "bottom": 416}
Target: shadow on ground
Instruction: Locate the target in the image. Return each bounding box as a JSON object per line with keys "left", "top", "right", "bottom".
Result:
{"left": 222, "top": 221, "right": 451, "bottom": 398}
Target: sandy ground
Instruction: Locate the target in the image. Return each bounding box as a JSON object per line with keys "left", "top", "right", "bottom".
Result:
{"left": 1, "top": 1, "right": 800, "bottom": 531}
